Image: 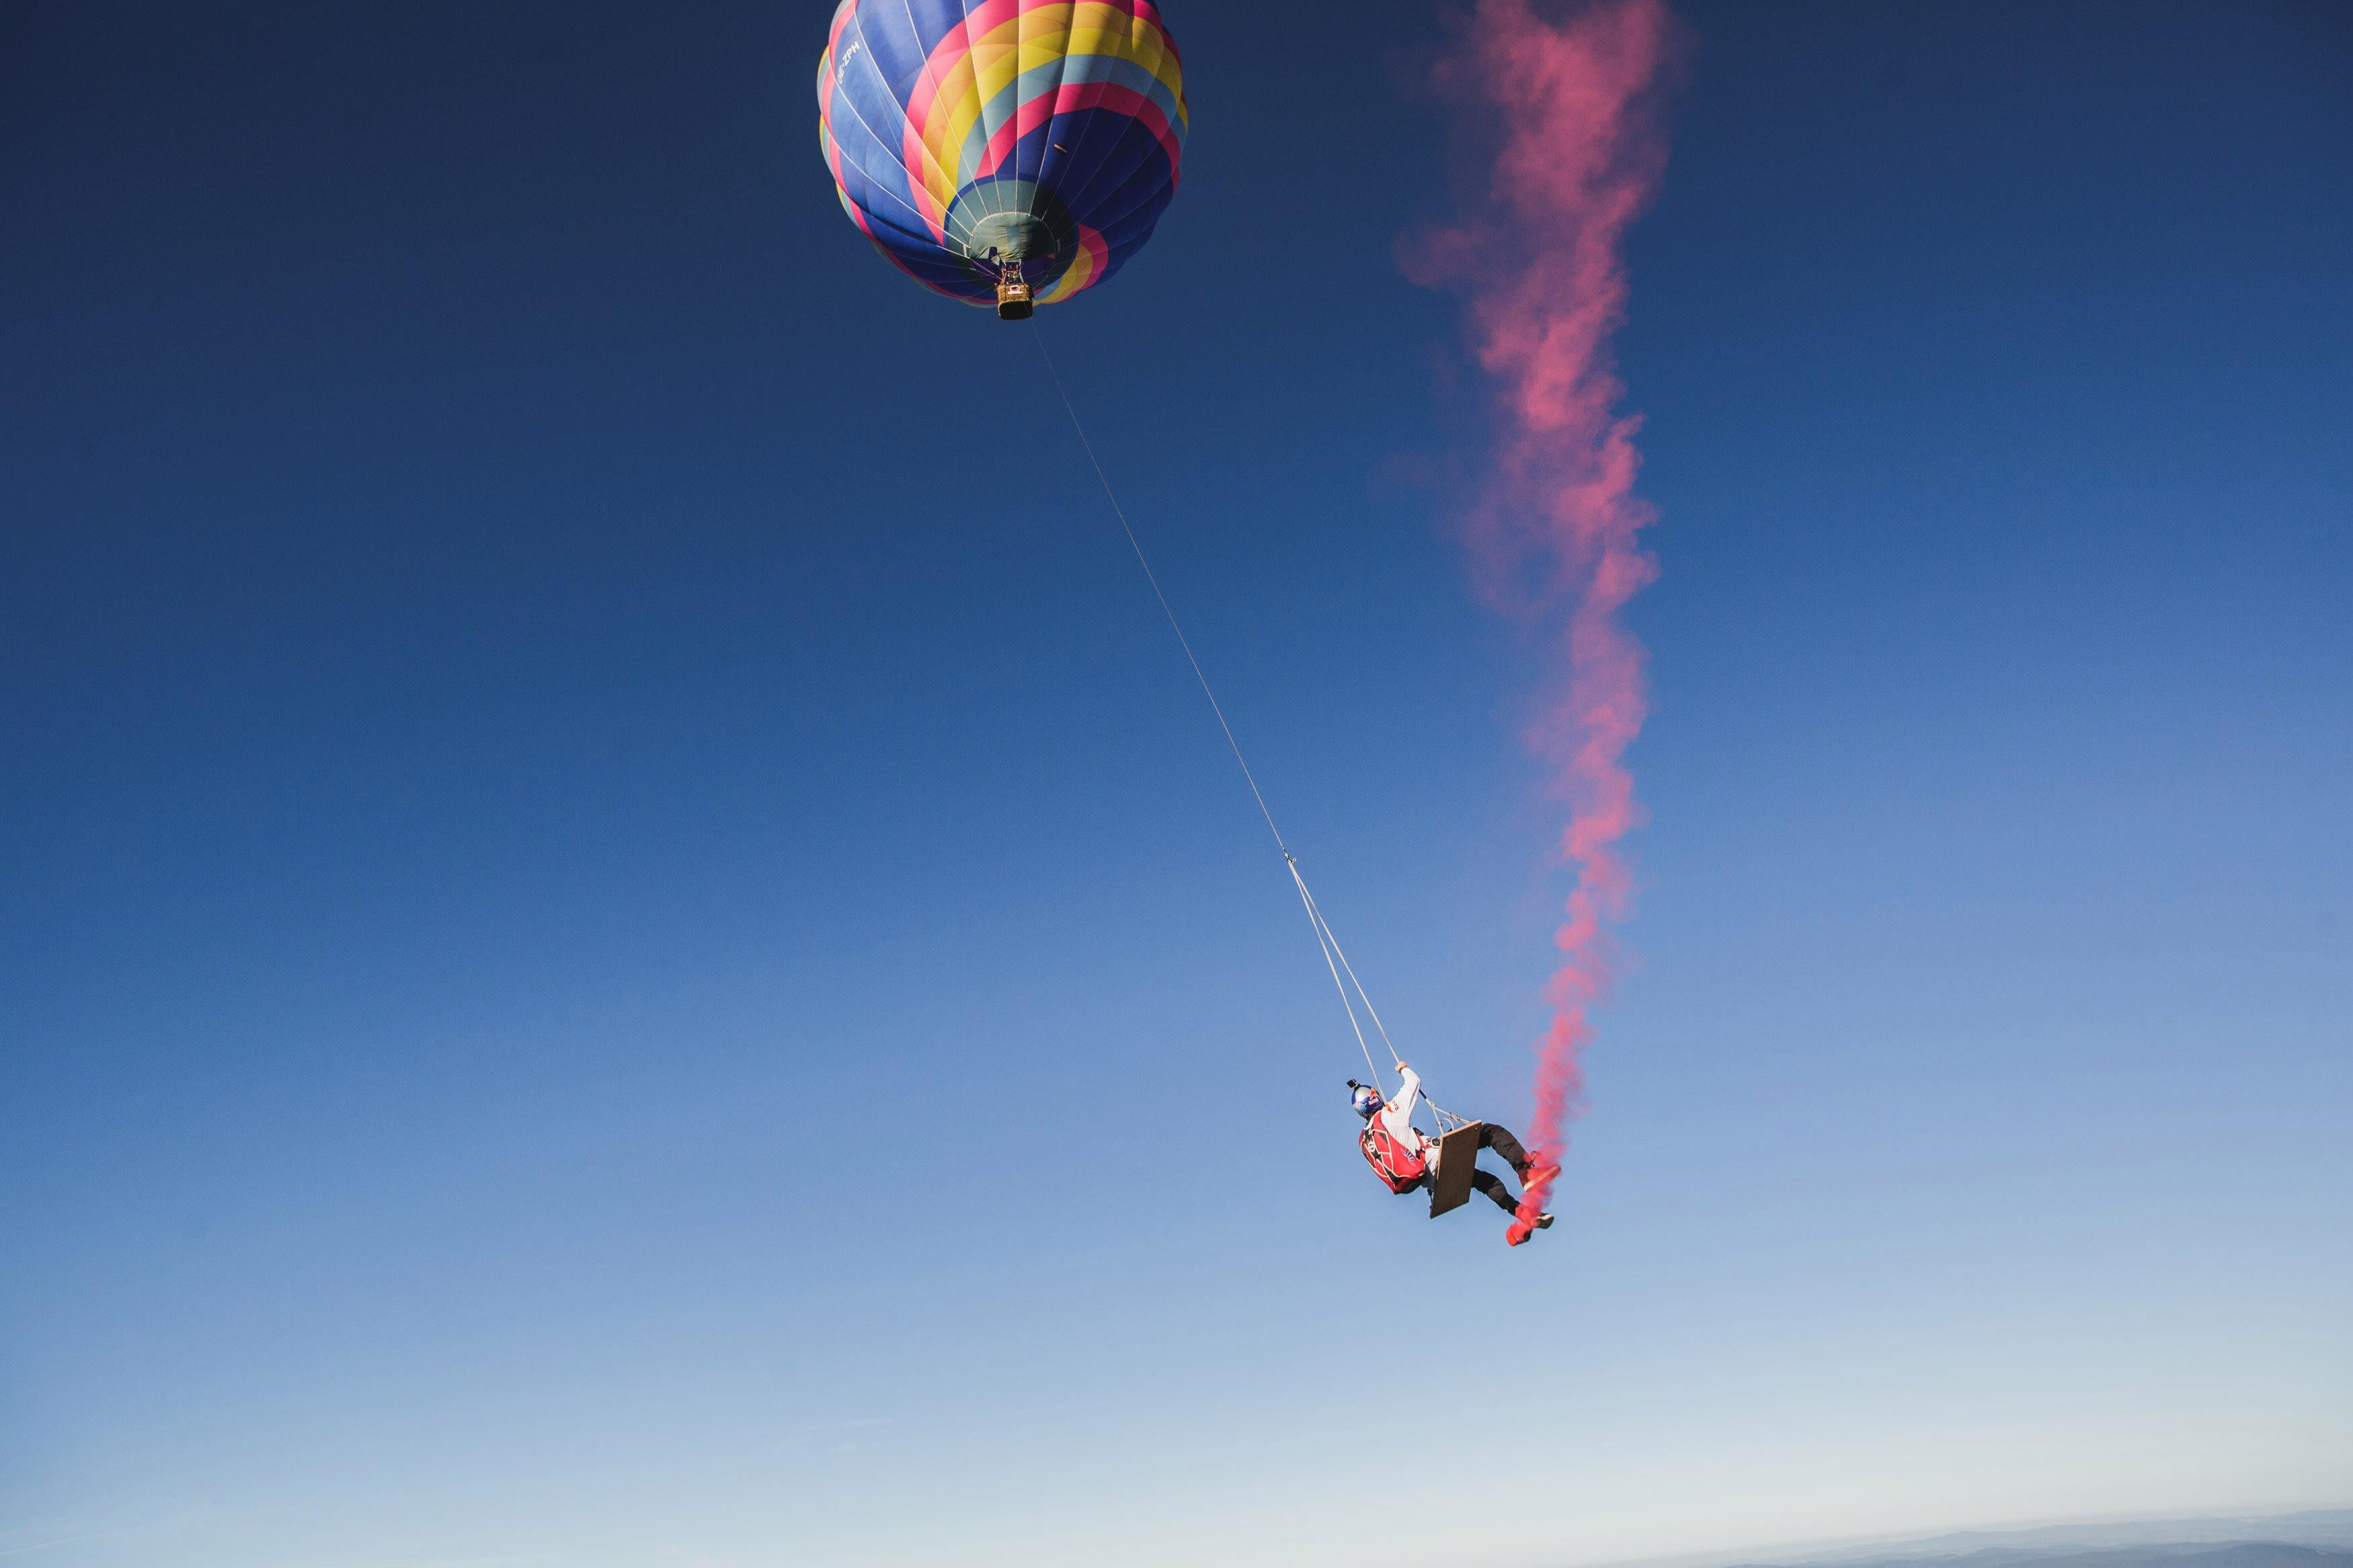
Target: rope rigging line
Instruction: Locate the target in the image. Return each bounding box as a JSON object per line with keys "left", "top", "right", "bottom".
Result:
{"left": 1031, "top": 323, "right": 1404, "bottom": 1097}
{"left": 1291, "top": 860, "right": 1386, "bottom": 1089}
{"left": 1291, "top": 866, "right": 1405, "bottom": 1072}
{"left": 1031, "top": 327, "right": 1289, "bottom": 861}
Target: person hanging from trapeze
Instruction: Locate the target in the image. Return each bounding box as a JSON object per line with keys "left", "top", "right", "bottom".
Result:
{"left": 1349, "top": 1064, "right": 1558, "bottom": 1245}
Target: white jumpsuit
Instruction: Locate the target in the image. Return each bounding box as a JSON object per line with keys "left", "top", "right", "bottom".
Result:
{"left": 1378, "top": 1066, "right": 1437, "bottom": 1169}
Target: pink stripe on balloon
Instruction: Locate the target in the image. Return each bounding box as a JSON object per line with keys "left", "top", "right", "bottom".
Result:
{"left": 975, "top": 82, "right": 1179, "bottom": 182}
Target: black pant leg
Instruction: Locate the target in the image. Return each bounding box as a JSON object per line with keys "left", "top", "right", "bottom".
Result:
{"left": 1480, "top": 1122, "right": 1531, "bottom": 1178}
{"left": 1470, "top": 1169, "right": 1519, "bottom": 1214}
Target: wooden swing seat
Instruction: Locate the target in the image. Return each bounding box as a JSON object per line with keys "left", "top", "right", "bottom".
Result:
{"left": 1426, "top": 1121, "right": 1487, "bottom": 1218}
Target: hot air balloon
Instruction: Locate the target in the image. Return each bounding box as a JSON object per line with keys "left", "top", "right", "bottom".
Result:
{"left": 817, "top": 0, "right": 1187, "bottom": 319}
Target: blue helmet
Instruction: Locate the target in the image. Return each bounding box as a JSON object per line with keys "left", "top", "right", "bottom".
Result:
{"left": 1350, "top": 1083, "right": 1384, "bottom": 1120}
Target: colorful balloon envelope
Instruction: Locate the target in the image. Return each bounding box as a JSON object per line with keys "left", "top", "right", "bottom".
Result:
{"left": 817, "top": 0, "right": 1187, "bottom": 318}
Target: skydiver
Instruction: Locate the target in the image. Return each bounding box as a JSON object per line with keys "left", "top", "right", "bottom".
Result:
{"left": 1348, "top": 1064, "right": 1558, "bottom": 1244}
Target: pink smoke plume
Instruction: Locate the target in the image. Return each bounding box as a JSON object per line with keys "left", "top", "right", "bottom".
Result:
{"left": 1406, "top": 0, "right": 1680, "bottom": 1245}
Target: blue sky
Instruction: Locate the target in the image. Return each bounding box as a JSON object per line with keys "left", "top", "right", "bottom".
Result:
{"left": 2, "top": 4, "right": 2347, "bottom": 1566}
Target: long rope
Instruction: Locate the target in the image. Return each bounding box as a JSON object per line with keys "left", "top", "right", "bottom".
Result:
{"left": 1031, "top": 327, "right": 1288, "bottom": 860}
{"left": 1291, "top": 858, "right": 1386, "bottom": 1088}
{"left": 1031, "top": 323, "right": 1405, "bottom": 1093}
{"left": 1293, "top": 865, "right": 1405, "bottom": 1071}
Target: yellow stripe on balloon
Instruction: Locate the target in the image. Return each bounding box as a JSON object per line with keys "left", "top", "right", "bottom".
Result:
{"left": 1037, "top": 233, "right": 1099, "bottom": 302}
{"left": 971, "top": 19, "right": 1023, "bottom": 106}
{"left": 1019, "top": 1, "right": 1073, "bottom": 81}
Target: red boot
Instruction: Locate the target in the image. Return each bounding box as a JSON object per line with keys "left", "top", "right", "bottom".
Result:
{"left": 1505, "top": 1212, "right": 1556, "bottom": 1246}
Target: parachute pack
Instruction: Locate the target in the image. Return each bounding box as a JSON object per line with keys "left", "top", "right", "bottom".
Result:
{"left": 1358, "top": 1122, "right": 1426, "bottom": 1194}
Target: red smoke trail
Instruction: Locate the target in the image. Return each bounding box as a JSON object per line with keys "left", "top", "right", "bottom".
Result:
{"left": 1406, "top": 0, "right": 1679, "bottom": 1244}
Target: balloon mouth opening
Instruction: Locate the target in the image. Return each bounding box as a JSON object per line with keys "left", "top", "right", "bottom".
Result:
{"left": 963, "top": 212, "right": 1056, "bottom": 265}
{"left": 945, "top": 182, "right": 1076, "bottom": 290}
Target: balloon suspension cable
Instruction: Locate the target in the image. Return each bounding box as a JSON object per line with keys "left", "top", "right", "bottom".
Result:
{"left": 1031, "top": 325, "right": 1404, "bottom": 1094}
{"left": 1030, "top": 328, "right": 1286, "bottom": 858}
{"left": 1292, "top": 856, "right": 1389, "bottom": 1090}
{"left": 1289, "top": 862, "right": 1406, "bottom": 1075}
